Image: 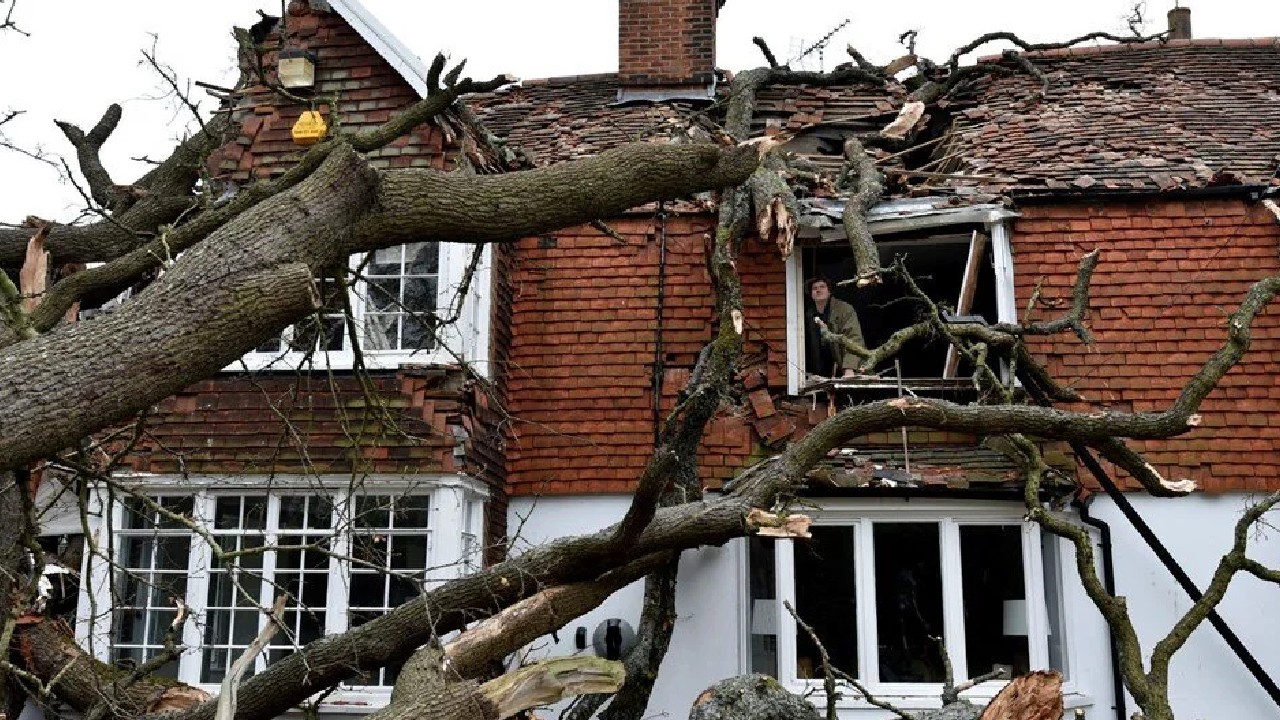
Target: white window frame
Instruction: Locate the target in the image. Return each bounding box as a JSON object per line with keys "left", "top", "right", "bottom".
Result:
{"left": 786, "top": 213, "right": 1018, "bottom": 394}
{"left": 75, "top": 474, "right": 489, "bottom": 709}
{"left": 743, "top": 497, "right": 1084, "bottom": 711}
{"left": 232, "top": 243, "right": 492, "bottom": 376}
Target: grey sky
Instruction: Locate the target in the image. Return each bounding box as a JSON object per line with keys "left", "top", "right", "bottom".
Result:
{"left": 1, "top": 1, "right": 1277, "bottom": 222}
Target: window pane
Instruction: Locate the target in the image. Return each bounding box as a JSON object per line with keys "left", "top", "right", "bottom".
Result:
{"left": 356, "top": 496, "right": 391, "bottom": 528}
{"left": 363, "top": 314, "right": 397, "bottom": 350}
{"left": 368, "top": 277, "right": 400, "bottom": 311}
{"left": 369, "top": 246, "right": 402, "bottom": 276}
{"left": 394, "top": 496, "right": 430, "bottom": 529}
{"left": 404, "top": 242, "right": 438, "bottom": 275}
{"left": 874, "top": 523, "right": 945, "bottom": 682}
{"left": 747, "top": 537, "right": 778, "bottom": 677}
{"left": 795, "top": 526, "right": 858, "bottom": 679}
{"left": 214, "top": 497, "right": 241, "bottom": 530}
{"left": 157, "top": 496, "right": 194, "bottom": 528}
{"left": 244, "top": 496, "right": 269, "bottom": 530}
{"left": 121, "top": 537, "right": 153, "bottom": 569}
{"left": 402, "top": 312, "right": 434, "bottom": 350}
{"left": 402, "top": 277, "right": 436, "bottom": 313}
{"left": 280, "top": 497, "right": 306, "bottom": 530}
{"left": 961, "top": 525, "right": 1029, "bottom": 678}
{"left": 1041, "top": 531, "right": 1068, "bottom": 677}
{"left": 349, "top": 572, "right": 385, "bottom": 608}
{"left": 390, "top": 535, "right": 428, "bottom": 571}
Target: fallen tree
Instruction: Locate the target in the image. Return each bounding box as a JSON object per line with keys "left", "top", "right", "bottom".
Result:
{"left": 0, "top": 8, "right": 1276, "bottom": 720}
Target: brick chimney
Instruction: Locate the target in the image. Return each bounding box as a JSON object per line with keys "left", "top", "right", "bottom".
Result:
{"left": 618, "top": 0, "right": 719, "bottom": 100}
{"left": 1167, "top": 5, "right": 1192, "bottom": 41}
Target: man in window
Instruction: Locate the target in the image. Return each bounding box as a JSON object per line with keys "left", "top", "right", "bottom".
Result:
{"left": 804, "top": 276, "right": 867, "bottom": 378}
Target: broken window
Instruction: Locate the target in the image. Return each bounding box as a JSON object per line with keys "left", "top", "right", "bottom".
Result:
{"left": 746, "top": 501, "right": 1064, "bottom": 704}
{"left": 790, "top": 209, "right": 1016, "bottom": 392}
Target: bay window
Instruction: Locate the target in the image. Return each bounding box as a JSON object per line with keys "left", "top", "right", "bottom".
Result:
{"left": 78, "top": 477, "right": 488, "bottom": 696}
{"left": 747, "top": 499, "right": 1066, "bottom": 706}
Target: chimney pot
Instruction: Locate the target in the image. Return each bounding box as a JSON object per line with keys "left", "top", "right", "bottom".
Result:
{"left": 1167, "top": 6, "right": 1192, "bottom": 41}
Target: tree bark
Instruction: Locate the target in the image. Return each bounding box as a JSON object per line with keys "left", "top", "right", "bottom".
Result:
{"left": 0, "top": 140, "right": 761, "bottom": 473}
{"left": 688, "top": 675, "right": 819, "bottom": 720}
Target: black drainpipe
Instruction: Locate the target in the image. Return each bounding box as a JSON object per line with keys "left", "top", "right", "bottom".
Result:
{"left": 651, "top": 202, "right": 668, "bottom": 446}
{"left": 1020, "top": 371, "right": 1280, "bottom": 714}
{"left": 1073, "top": 494, "right": 1127, "bottom": 720}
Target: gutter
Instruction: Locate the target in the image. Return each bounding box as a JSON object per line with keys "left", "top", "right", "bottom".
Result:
{"left": 1073, "top": 494, "right": 1127, "bottom": 720}
{"left": 1009, "top": 184, "right": 1271, "bottom": 205}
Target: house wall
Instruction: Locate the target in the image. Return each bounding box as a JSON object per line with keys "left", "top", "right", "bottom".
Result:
{"left": 1090, "top": 492, "right": 1280, "bottom": 720}
{"left": 504, "top": 215, "right": 789, "bottom": 495}
{"left": 509, "top": 492, "right": 1279, "bottom": 720}
{"left": 1013, "top": 196, "right": 1280, "bottom": 493}
{"left": 204, "top": 6, "right": 451, "bottom": 183}
{"left": 116, "top": 3, "right": 512, "bottom": 546}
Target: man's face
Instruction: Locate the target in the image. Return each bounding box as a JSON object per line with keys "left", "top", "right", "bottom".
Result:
{"left": 810, "top": 280, "right": 830, "bottom": 303}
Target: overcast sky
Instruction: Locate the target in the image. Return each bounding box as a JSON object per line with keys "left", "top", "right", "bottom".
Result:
{"left": 1, "top": 0, "right": 1278, "bottom": 222}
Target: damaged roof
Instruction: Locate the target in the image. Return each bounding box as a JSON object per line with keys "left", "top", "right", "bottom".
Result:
{"left": 939, "top": 38, "right": 1280, "bottom": 194}
{"left": 471, "top": 38, "right": 1280, "bottom": 198}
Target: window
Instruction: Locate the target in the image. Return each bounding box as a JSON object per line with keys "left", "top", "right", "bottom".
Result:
{"left": 786, "top": 208, "right": 1016, "bottom": 393}
{"left": 78, "top": 478, "right": 488, "bottom": 696}
{"left": 238, "top": 242, "right": 491, "bottom": 373}
{"left": 746, "top": 499, "right": 1064, "bottom": 706}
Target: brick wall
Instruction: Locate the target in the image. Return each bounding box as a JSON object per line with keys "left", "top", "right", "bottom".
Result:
{"left": 136, "top": 4, "right": 511, "bottom": 549}
{"left": 1014, "top": 197, "right": 1280, "bottom": 492}
{"left": 618, "top": 0, "right": 717, "bottom": 87}
{"left": 504, "top": 214, "right": 788, "bottom": 495}
{"left": 205, "top": 7, "right": 450, "bottom": 183}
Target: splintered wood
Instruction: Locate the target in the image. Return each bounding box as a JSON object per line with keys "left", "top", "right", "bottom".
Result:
{"left": 978, "top": 670, "right": 1063, "bottom": 720}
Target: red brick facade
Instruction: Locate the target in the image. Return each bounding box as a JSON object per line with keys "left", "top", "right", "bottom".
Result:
{"left": 204, "top": 7, "right": 452, "bottom": 183}
{"left": 618, "top": 0, "right": 717, "bottom": 87}
{"left": 504, "top": 214, "right": 786, "bottom": 495}
{"left": 118, "top": 4, "right": 510, "bottom": 550}
{"left": 504, "top": 195, "right": 1280, "bottom": 496}
{"left": 1014, "top": 197, "right": 1280, "bottom": 493}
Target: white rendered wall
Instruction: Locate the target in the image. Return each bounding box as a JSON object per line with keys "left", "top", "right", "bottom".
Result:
{"left": 507, "top": 494, "right": 743, "bottom": 719}
{"left": 508, "top": 492, "right": 1280, "bottom": 720}
{"left": 1084, "top": 492, "right": 1280, "bottom": 720}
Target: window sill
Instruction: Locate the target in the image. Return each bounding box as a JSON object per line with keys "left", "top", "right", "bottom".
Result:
{"left": 192, "top": 687, "right": 394, "bottom": 714}
{"left": 791, "top": 681, "right": 1091, "bottom": 713}
{"left": 226, "top": 349, "right": 456, "bottom": 373}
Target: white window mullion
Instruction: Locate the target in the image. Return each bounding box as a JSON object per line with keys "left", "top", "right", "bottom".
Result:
{"left": 939, "top": 518, "right": 969, "bottom": 684}
{"left": 179, "top": 492, "right": 213, "bottom": 684}
{"left": 1023, "top": 522, "right": 1050, "bottom": 670}
{"left": 326, "top": 495, "right": 351, "bottom": 636}
{"left": 784, "top": 252, "right": 802, "bottom": 394}
{"left": 76, "top": 486, "right": 114, "bottom": 662}
{"left": 428, "top": 488, "right": 465, "bottom": 582}
{"left": 854, "top": 521, "right": 879, "bottom": 685}
{"left": 775, "top": 537, "right": 798, "bottom": 686}
{"left": 990, "top": 220, "right": 1017, "bottom": 324}
{"left": 255, "top": 495, "right": 281, "bottom": 674}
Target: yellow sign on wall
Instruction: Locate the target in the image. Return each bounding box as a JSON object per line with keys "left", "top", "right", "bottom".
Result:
{"left": 292, "top": 110, "right": 328, "bottom": 146}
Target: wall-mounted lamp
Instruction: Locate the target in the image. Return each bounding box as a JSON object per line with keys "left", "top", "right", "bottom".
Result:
{"left": 278, "top": 48, "right": 318, "bottom": 89}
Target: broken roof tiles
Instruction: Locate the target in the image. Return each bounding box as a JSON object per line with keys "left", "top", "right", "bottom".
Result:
{"left": 942, "top": 41, "right": 1280, "bottom": 193}
{"left": 472, "top": 40, "right": 1280, "bottom": 197}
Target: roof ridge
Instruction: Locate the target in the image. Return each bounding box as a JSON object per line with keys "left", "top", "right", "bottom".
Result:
{"left": 975, "top": 36, "right": 1280, "bottom": 64}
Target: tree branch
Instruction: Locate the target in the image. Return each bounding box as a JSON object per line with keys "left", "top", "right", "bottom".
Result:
{"left": 54, "top": 105, "right": 123, "bottom": 209}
